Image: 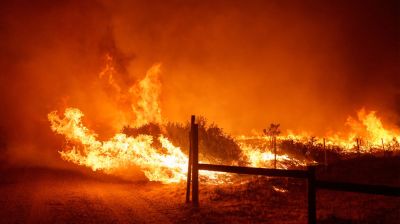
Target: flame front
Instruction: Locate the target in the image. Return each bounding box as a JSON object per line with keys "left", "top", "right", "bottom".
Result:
{"left": 48, "top": 61, "right": 191, "bottom": 183}
{"left": 238, "top": 108, "right": 400, "bottom": 155}
{"left": 294, "top": 109, "right": 400, "bottom": 153}
{"left": 48, "top": 62, "right": 232, "bottom": 184}
{"left": 343, "top": 109, "right": 399, "bottom": 150}
{"left": 48, "top": 107, "right": 188, "bottom": 183}
{"left": 48, "top": 55, "right": 399, "bottom": 184}
{"left": 239, "top": 143, "right": 307, "bottom": 169}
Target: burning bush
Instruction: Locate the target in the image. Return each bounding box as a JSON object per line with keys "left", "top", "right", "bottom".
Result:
{"left": 122, "top": 123, "right": 162, "bottom": 137}
{"left": 122, "top": 123, "right": 163, "bottom": 149}
{"left": 123, "top": 117, "right": 242, "bottom": 165}
{"left": 167, "top": 117, "right": 242, "bottom": 165}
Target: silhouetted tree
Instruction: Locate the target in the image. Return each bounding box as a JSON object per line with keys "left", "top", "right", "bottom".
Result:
{"left": 263, "top": 123, "right": 280, "bottom": 168}
{"left": 263, "top": 123, "right": 281, "bottom": 148}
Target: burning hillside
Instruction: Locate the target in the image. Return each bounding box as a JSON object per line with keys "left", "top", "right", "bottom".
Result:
{"left": 1, "top": 1, "right": 399, "bottom": 223}
{"left": 47, "top": 55, "right": 400, "bottom": 184}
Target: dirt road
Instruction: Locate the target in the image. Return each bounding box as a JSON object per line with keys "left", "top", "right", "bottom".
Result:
{"left": 1, "top": 164, "right": 399, "bottom": 224}
{"left": 0, "top": 167, "right": 173, "bottom": 224}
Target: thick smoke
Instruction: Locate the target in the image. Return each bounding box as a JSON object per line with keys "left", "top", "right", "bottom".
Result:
{"left": 0, "top": 0, "right": 399, "bottom": 167}
{"left": 0, "top": 0, "right": 124, "bottom": 167}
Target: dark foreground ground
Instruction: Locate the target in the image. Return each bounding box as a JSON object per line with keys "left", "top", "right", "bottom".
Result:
{"left": 0, "top": 156, "right": 399, "bottom": 224}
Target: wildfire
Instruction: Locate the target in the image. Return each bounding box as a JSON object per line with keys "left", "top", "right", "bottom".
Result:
{"left": 341, "top": 109, "right": 400, "bottom": 152}
{"left": 239, "top": 143, "right": 307, "bottom": 169}
{"left": 48, "top": 107, "right": 188, "bottom": 183}
{"left": 238, "top": 109, "right": 400, "bottom": 155}
{"left": 297, "top": 109, "right": 399, "bottom": 153}
{"left": 48, "top": 55, "right": 399, "bottom": 184}
{"left": 48, "top": 60, "right": 233, "bottom": 184}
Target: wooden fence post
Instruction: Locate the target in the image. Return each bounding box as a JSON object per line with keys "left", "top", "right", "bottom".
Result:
{"left": 186, "top": 115, "right": 195, "bottom": 203}
{"left": 381, "top": 138, "right": 386, "bottom": 157}
{"left": 368, "top": 141, "right": 372, "bottom": 153}
{"left": 192, "top": 123, "right": 199, "bottom": 206}
{"left": 323, "top": 138, "right": 327, "bottom": 168}
{"left": 274, "top": 136, "right": 277, "bottom": 169}
{"left": 307, "top": 166, "right": 316, "bottom": 224}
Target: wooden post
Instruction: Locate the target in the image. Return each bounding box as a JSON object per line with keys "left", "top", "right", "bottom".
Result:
{"left": 185, "top": 115, "right": 195, "bottom": 203}
{"left": 323, "top": 138, "right": 327, "bottom": 168}
{"left": 274, "top": 136, "right": 277, "bottom": 169}
{"left": 382, "top": 138, "right": 386, "bottom": 157}
{"left": 307, "top": 166, "right": 316, "bottom": 224}
{"left": 368, "top": 141, "right": 372, "bottom": 153}
{"left": 192, "top": 123, "right": 199, "bottom": 206}
{"left": 356, "top": 138, "right": 360, "bottom": 156}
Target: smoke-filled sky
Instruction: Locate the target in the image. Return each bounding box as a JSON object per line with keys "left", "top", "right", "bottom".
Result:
{"left": 0, "top": 0, "right": 399, "bottom": 166}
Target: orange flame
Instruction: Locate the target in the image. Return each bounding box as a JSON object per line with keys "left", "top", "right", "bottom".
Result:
{"left": 240, "top": 108, "right": 400, "bottom": 154}
{"left": 130, "top": 64, "right": 162, "bottom": 127}
{"left": 48, "top": 107, "right": 188, "bottom": 183}
{"left": 48, "top": 55, "right": 399, "bottom": 184}
{"left": 239, "top": 143, "right": 307, "bottom": 169}
{"left": 323, "top": 109, "right": 399, "bottom": 152}
{"left": 48, "top": 61, "right": 236, "bottom": 183}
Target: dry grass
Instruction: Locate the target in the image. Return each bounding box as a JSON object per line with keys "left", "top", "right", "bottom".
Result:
{"left": 145, "top": 157, "right": 400, "bottom": 223}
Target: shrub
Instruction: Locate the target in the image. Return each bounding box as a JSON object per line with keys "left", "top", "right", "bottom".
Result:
{"left": 165, "top": 117, "right": 242, "bottom": 164}
{"left": 122, "top": 117, "right": 241, "bottom": 165}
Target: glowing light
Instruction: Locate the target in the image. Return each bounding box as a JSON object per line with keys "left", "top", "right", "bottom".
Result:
{"left": 48, "top": 55, "right": 399, "bottom": 184}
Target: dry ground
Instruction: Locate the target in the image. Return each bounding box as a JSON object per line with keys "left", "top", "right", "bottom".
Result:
{"left": 0, "top": 157, "right": 399, "bottom": 224}
{"left": 0, "top": 167, "right": 176, "bottom": 224}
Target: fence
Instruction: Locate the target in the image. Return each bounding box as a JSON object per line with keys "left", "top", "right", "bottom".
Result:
{"left": 185, "top": 116, "right": 400, "bottom": 224}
